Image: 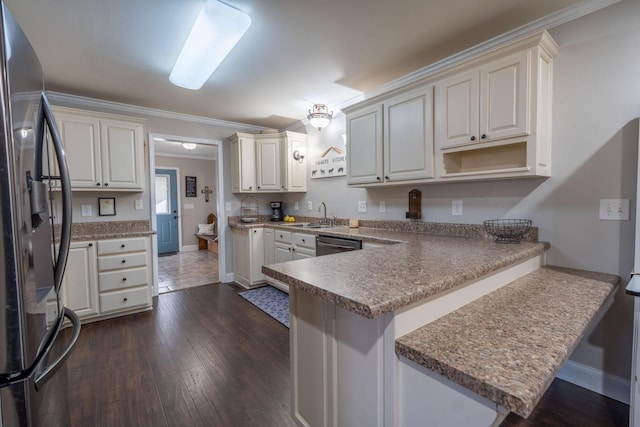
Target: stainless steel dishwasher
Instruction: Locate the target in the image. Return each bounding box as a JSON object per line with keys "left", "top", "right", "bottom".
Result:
{"left": 316, "top": 234, "right": 362, "bottom": 256}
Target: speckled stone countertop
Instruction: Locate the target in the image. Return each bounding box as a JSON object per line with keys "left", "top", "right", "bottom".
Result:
{"left": 61, "top": 220, "right": 155, "bottom": 241}
{"left": 395, "top": 266, "right": 619, "bottom": 418}
{"left": 258, "top": 221, "right": 549, "bottom": 318}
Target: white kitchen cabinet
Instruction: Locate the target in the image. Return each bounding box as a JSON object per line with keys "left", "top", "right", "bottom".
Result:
{"left": 274, "top": 230, "right": 316, "bottom": 262}
{"left": 255, "top": 136, "right": 281, "bottom": 191}
{"left": 60, "top": 241, "right": 99, "bottom": 320}
{"left": 281, "top": 132, "right": 307, "bottom": 192}
{"left": 96, "top": 236, "right": 152, "bottom": 315}
{"left": 438, "top": 50, "right": 528, "bottom": 150}
{"left": 230, "top": 131, "right": 307, "bottom": 193}
{"left": 53, "top": 107, "right": 144, "bottom": 191}
{"left": 264, "top": 228, "right": 275, "bottom": 265}
{"left": 346, "top": 86, "right": 434, "bottom": 186}
{"left": 232, "top": 227, "right": 265, "bottom": 288}
{"left": 434, "top": 32, "right": 557, "bottom": 180}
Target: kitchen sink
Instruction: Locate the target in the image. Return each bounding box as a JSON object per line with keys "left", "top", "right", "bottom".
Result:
{"left": 279, "top": 223, "right": 335, "bottom": 229}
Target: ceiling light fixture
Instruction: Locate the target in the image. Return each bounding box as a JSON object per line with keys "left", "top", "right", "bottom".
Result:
{"left": 307, "top": 104, "right": 333, "bottom": 131}
{"left": 170, "top": 0, "right": 251, "bottom": 90}
{"left": 182, "top": 142, "right": 197, "bottom": 150}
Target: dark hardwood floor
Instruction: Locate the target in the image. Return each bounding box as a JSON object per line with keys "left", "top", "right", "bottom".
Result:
{"left": 64, "top": 283, "right": 629, "bottom": 426}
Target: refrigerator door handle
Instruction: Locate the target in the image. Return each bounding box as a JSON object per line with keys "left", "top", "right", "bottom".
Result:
{"left": 40, "top": 93, "right": 72, "bottom": 293}
{"left": 34, "top": 307, "right": 81, "bottom": 390}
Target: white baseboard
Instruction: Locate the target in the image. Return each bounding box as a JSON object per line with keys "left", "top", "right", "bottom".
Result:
{"left": 556, "top": 359, "right": 630, "bottom": 404}
{"left": 181, "top": 245, "right": 198, "bottom": 252}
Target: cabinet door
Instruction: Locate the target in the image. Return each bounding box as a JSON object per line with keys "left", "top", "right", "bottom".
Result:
{"left": 274, "top": 242, "right": 293, "bottom": 263}
{"left": 256, "top": 137, "right": 281, "bottom": 191}
{"left": 249, "top": 228, "right": 265, "bottom": 283}
{"left": 282, "top": 132, "right": 307, "bottom": 192}
{"left": 61, "top": 241, "right": 99, "bottom": 319}
{"left": 231, "top": 135, "right": 256, "bottom": 192}
{"left": 480, "top": 50, "right": 530, "bottom": 141}
{"left": 100, "top": 119, "right": 144, "bottom": 190}
{"left": 55, "top": 112, "right": 102, "bottom": 188}
{"left": 384, "top": 87, "right": 434, "bottom": 181}
{"left": 232, "top": 228, "right": 251, "bottom": 286}
{"left": 264, "top": 228, "right": 275, "bottom": 265}
{"left": 293, "top": 247, "right": 315, "bottom": 260}
{"left": 438, "top": 69, "right": 479, "bottom": 149}
{"left": 346, "top": 104, "right": 383, "bottom": 185}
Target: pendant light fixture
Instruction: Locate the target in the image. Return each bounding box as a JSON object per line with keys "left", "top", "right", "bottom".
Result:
{"left": 170, "top": 0, "right": 252, "bottom": 90}
{"left": 307, "top": 104, "right": 333, "bottom": 131}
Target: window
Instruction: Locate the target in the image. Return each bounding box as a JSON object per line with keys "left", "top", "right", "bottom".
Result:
{"left": 155, "top": 175, "right": 170, "bottom": 214}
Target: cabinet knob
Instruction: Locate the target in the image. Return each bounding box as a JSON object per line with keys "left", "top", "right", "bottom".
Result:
{"left": 481, "top": 134, "right": 487, "bottom": 139}
{"left": 122, "top": 277, "right": 127, "bottom": 281}
{"left": 88, "top": 243, "right": 93, "bottom": 247}
{"left": 257, "top": 186, "right": 261, "bottom": 189}
{"left": 121, "top": 244, "right": 126, "bottom": 248}
{"left": 249, "top": 186, "right": 252, "bottom": 190}
{"left": 104, "top": 183, "right": 109, "bottom": 187}
{"left": 123, "top": 297, "right": 128, "bottom": 302}
{"left": 121, "top": 260, "right": 126, "bottom": 263}
{"left": 302, "top": 238, "right": 305, "bottom": 243}
{"left": 96, "top": 182, "right": 101, "bottom": 186}
{"left": 470, "top": 135, "right": 476, "bottom": 141}
{"left": 376, "top": 176, "right": 381, "bottom": 181}
{"left": 384, "top": 176, "right": 389, "bottom": 180}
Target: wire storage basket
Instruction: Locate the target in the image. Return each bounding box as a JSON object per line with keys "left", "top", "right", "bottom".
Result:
{"left": 240, "top": 197, "right": 258, "bottom": 223}
{"left": 483, "top": 219, "right": 532, "bottom": 244}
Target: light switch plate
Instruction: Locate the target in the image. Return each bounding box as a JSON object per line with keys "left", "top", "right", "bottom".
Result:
{"left": 308, "top": 201, "right": 313, "bottom": 211}
{"left": 358, "top": 201, "right": 367, "bottom": 213}
{"left": 452, "top": 200, "right": 463, "bottom": 216}
{"left": 379, "top": 201, "right": 386, "bottom": 213}
{"left": 225, "top": 202, "right": 232, "bottom": 211}
{"left": 294, "top": 201, "right": 299, "bottom": 211}
{"left": 184, "top": 203, "right": 194, "bottom": 210}
{"left": 81, "top": 204, "right": 92, "bottom": 217}
{"left": 599, "top": 199, "right": 630, "bottom": 220}
{"left": 134, "top": 199, "right": 143, "bottom": 210}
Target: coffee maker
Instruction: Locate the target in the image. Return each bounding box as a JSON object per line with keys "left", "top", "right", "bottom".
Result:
{"left": 270, "top": 201, "right": 284, "bottom": 221}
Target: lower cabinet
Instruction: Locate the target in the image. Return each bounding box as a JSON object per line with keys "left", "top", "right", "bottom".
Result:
{"left": 60, "top": 236, "right": 152, "bottom": 323}
{"left": 232, "top": 227, "right": 265, "bottom": 288}
{"left": 274, "top": 230, "right": 316, "bottom": 261}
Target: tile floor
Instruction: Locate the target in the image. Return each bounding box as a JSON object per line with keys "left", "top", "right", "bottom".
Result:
{"left": 157, "top": 250, "right": 220, "bottom": 294}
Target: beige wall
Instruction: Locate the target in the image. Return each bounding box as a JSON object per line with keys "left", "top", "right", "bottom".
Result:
{"left": 155, "top": 155, "right": 217, "bottom": 248}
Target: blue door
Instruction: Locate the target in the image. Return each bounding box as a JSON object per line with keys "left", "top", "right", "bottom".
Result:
{"left": 155, "top": 168, "right": 179, "bottom": 254}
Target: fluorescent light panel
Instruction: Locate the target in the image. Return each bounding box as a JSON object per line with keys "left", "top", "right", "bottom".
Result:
{"left": 170, "top": 0, "right": 251, "bottom": 90}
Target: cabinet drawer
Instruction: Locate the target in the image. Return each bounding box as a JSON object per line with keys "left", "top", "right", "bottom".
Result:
{"left": 99, "top": 286, "right": 150, "bottom": 314}
{"left": 97, "top": 237, "right": 147, "bottom": 255}
{"left": 98, "top": 252, "right": 147, "bottom": 272}
{"left": 275, "top": 230, "right": 292, "bottom": 243}
{"left": 292, "top": 232, "right": 315, "bottom": 249}
{"left": 98, "top": 267, "right": 149, "bottom": 292}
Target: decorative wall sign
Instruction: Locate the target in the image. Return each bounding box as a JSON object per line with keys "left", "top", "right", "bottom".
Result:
{"left": 311, "top": 146, "right": 346, "bottom": 179}
{"left": 185, "top": 176, "right": 197, "bottom": 197}
{"left": 98, "top": 198, "right": 116, "bottom": 216}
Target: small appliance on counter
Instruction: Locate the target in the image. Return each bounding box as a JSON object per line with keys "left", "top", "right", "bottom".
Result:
{"left": 270, "top": 201, "right": 284, "bottom": 221}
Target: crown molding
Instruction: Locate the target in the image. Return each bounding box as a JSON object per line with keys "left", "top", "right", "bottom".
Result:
{"left": 333, "top": 0, "right": 621, "bottom": 112}
{"left": 46, "top": 91, "right": 266, "bottom": 133}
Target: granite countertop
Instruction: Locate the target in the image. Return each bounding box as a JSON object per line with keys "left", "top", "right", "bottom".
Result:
{"left": 65, "top": 220, "right": 155, "bottom": 241}
{"left": 395, "top": 266, "right": 619, "bottom": 418}
{"left": 260, "top": 224, "right": 549, "bottom": 319}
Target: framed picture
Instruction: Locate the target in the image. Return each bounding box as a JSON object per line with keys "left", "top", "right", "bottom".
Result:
{"left": 186, "top": 176, "right": 197, "bottom": 197}
{"left": 98, "top": 198, "right": 116, "bottom": 216}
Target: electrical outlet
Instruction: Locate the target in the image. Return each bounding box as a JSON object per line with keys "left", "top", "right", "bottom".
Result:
{"left": 452, "top": 200, "right": 463, "bottom": 216}
{"left": 225, "top": 202, "right": 232, "bottom": 211}
{"left": 358, "top": 201, "right": 367, "bottom": 213}
{"left": 599, "top": 199, "right": 630, "bottom": 220}
{"left": 379, "top": 201, "right": 386, "bottom": 213}
{"left": 294, "top": 201, "right": 299, "bottom": 211}
{"left": 134, "top": 199, "right": 143, "bottom": 210}
{"left": 81, "top": 204, "right": 92, "bottom": 217}
{"left": 308, "top": 200, "right": 313, "bottom": 211}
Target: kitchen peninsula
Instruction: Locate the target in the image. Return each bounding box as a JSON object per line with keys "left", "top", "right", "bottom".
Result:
{"left": 258, "top": 223, "right": 618, "bottom": 426}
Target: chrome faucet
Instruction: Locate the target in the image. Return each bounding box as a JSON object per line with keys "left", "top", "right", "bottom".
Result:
{"left": 318, "top": 202, "right": 327, "bottom": 225}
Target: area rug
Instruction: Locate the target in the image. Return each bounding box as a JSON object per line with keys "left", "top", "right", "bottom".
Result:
{"left": 239, "top": 286, "right": 289, "bottom": 328}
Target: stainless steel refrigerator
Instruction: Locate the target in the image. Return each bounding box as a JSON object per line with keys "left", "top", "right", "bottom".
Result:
{"left": 0, "top": 2, "right": 80, "bottom": 426}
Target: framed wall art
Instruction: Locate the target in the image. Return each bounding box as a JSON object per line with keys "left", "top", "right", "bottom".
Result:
{"left": 98, "top": 197, "right": 116, "bottom": 216}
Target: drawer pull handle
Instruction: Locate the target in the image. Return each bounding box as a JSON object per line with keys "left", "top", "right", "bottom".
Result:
{"left": 121, "top": 260, "right": 126, "bottom": 264}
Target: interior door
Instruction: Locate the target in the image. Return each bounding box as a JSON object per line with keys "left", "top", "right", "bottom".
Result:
{"left": 155, "top": 168, "right": 179, "bottom": 254}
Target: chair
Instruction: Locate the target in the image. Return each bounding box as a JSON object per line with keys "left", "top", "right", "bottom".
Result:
{"left": 196, "top": 213, "right": 218, "bottom": 250}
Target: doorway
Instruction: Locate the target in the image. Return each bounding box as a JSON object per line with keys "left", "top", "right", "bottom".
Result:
{"left": 149, "top": 134, "right": 225, "bottom": 296}
{"left": 155, "top": 168, "right": 179, "bottom": 254}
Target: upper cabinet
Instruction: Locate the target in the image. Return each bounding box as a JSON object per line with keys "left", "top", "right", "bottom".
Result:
{"left": 346, "top": 86, "right": 434, "bottom": 186}
{"left": 230, "top": 131, "right": 307, "bottom": 193}
{"left": 52, "top": 107, "right": 145, "bottom": 191}
{"left": 345, "top": 31, "right": 558, "bottom": 186}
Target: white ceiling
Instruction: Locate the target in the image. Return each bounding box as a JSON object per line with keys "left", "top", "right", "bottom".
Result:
{"left": 5, "top": 0, "right": 612, "bottom": 131}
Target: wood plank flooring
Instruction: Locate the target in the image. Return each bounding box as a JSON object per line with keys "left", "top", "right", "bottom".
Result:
{"left": 64, "top": 283, "right": 629, "bottom": 426}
